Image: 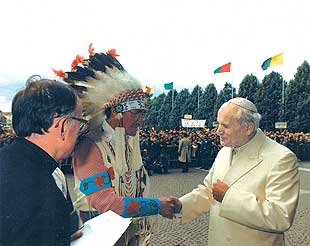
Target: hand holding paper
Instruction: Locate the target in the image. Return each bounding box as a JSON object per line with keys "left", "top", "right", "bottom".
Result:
{"left": 70, "top": 210, "right": 131, "bottom": 246}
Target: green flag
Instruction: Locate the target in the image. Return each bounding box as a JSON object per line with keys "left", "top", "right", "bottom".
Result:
{"left": 164, "top": 82, "right": 173, "bottom": 90}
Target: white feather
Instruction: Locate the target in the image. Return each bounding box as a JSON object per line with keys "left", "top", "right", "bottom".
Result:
{"left": 86, "top": 67, "right": 142, "bottom": 109}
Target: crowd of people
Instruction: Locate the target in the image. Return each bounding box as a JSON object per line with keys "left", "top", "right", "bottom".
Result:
{"left": 139, "top": 128, "right": 220, "bottom": 174}
{"left": 138, "top": 127, "right": 310, "bottom": 175}
{"left": 264, "top": 130, "right": 310, "bottom": 161}
{"left": 1, "top": 126, "right": 309, "bottom": 165}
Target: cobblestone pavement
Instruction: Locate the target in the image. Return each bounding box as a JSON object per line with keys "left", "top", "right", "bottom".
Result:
{"left": 67, "top": 161, "right": 310, "bottom": 246}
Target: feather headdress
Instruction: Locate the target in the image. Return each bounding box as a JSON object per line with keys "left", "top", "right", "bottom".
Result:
{"left": 53, "top": 44, "right": 146, "bottom": 117}
{"left": 53, "top": 44, "right": 146, "bottom": 176}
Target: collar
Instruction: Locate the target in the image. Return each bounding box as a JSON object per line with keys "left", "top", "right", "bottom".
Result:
{"left": 233, "top": 129, "right": 259, "bottom": 154}
{"left": 231, "top": 129, "right": 265, "bottom": 160}
{"left": 15, "top": 137, "right": 59, "bottom": 173}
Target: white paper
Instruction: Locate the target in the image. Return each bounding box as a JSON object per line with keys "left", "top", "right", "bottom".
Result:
{"left": 71, "top": 210, "right": 131, "bottom": 246}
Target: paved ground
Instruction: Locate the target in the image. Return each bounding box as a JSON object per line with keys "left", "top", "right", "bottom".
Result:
{"left": 67, "top": 161, "right": 310, "bottom": 246}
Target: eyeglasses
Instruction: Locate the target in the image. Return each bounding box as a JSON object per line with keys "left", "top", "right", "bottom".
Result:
{"left": 68, "top": 116, "right": 89, "bottom": 135}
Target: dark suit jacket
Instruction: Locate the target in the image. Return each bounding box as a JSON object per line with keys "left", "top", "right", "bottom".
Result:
{"left": 0, "top": 138, "right": 73, "bottom": 246}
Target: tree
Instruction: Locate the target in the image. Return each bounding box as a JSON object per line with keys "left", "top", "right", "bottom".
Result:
{"left": 168, "top": 89, "right": 190, "bottom": 129}
{"left": 182, "top": 89, "right": 196, "bottom": 120}
{"left": 200, "top": 83, "right": 218, "bottom": 128}
{"left": 238, "top": 74, "right": 260, "bottom": 103}
{"left": 190, "top": 85, "right": 204, "bottom": 119}
{"left": 157, "top": 90, "right": 176, "bottom": 130}
{"left": 286, "top": 61, "right": 310, "bottom": 132}
{"left": 143, "top": 93, "right": 166, "bottom": 129}
{"left": 213, "top": 82, "right": 236, "bottom": 122}
{"left": 256, "top": 72, "right": 285, "bottom": 130}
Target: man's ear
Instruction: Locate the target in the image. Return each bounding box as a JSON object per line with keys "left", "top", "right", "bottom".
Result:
{"left": 52, "top": 117, "right": 67, "bottom": 141}
{"left": 246, "top": 122, "right": 255, "bottom": 136}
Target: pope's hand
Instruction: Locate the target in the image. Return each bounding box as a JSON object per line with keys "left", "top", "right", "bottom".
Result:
{"left": 160, "top": 196, "right": 182, "bottom": 219}
{"left": 212, "top": 179, "right": 229, "bottom": 203}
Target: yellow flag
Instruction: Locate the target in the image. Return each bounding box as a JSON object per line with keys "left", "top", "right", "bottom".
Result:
{"left": 270, "top": 52, "right": 284, "bottom": 66}
{"left": 261, "top": 52, "right": 284, "bottom": 70}
{"left": 143, "top": 87, "right": 154, "bottom": 94}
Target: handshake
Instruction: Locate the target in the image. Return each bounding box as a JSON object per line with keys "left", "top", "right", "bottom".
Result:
{"left": 159, "top": 196, "right": 182, "bottom": 219}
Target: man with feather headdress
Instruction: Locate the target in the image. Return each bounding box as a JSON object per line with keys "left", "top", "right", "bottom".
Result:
{"left": 53, "top": 44, "right": 181, "bottom": 245}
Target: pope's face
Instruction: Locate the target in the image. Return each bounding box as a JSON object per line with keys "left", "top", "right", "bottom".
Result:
{"left": 122, "top": 109, "right": 145, "bottom": 136}
{"left": 216, "top": 104, "right": 251, "bottom": 148}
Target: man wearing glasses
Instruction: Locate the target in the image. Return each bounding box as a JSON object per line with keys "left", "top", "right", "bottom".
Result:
{"left": 67, "top": 115, "right": 89, "bottom": 136}
{"left": 0, "top": 79, "right": 83, "bottom": 246}
{"left": 54, "top": 45, "right": 181, "bottom": 245}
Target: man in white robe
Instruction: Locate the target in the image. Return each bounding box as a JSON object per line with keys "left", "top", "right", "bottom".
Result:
{"left": 178, "top": 97, "right": 299, "bottom": 246}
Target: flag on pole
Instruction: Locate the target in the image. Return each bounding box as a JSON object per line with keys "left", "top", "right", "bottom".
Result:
{"left": 164, "top": 82, "right": 173, "bottom": 90}
{"left": 143, "top": 86, "right": 154, "bottom": 94}
{"left": 261, "top": 52, "right": 284, "bottom": 70}
{"left": 214, "top": 62, "right": 231, "bottom": 74}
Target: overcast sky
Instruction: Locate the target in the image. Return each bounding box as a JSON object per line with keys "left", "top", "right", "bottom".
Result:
{"left": 0, "top": 0, "right": 309, "bottom": 112}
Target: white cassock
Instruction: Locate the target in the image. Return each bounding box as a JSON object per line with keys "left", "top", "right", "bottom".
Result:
{"left": 180, "top": 129, "right": 299, "bottom": 246}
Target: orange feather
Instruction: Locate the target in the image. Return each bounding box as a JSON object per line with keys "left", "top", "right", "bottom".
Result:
{"left": 107, "top": 49, "right": 119, "bottom": 58}
{"left": 52, "top": 68, "right": 66, "bottom": 78}
{"left": 71, "top": 55, "right": 85, "bottom": 70}
{"left": 88, "top": 43, "right": 95, "bottom": 56}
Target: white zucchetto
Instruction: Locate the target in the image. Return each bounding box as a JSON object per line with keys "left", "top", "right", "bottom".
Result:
{"left": 228, "top": 97, "right": 258, "bottom": 113}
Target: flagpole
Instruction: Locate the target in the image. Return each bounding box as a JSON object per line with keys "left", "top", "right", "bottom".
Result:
{"left": 172, "top": 89, "right": 174, "bottom": 109}
{"left": 197, "top": 87, "right": 200, "bottom": 117}
{"left": 281, "top": 53, "right": 285, "bottom": 120}
{"left": 231, "top": 66, "right": 234, "bottom": 99}
{"left": 282, "top": 79, "right": 285, "bottom": 118}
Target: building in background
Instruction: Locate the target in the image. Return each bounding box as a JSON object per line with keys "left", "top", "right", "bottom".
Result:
{"left": 0, "top": 111, "right": 12, "bottom": 129}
